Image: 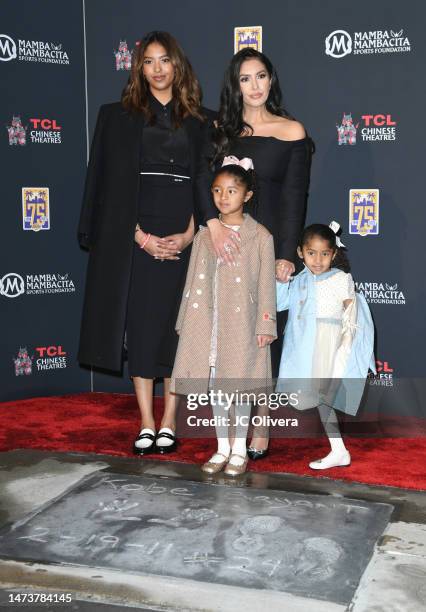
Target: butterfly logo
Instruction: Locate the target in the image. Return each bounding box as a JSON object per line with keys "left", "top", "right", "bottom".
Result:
{"left": 390, "top": 30, "right": 403, "bottom": 38}
{"left": 58, "top": 273, "right": 68, "bottom": 281}
{"left": 386, "top": 283, "right": 398, "bottom": 291}
{"left": 51, "top": 43, "right": 62, "bottom": 51}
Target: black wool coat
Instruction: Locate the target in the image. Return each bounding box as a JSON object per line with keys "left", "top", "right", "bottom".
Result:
{"left": 78, "top": 102, "right": 217, "bottom": 372}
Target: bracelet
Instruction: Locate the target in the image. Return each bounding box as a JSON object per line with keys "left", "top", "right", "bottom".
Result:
{"left": 140, "top": 233, "right": 151, "bottom": 250}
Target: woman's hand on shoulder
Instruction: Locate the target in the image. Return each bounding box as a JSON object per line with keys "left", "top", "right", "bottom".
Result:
{"left": 207, "top": 218, "right": 241, "bottom": 264}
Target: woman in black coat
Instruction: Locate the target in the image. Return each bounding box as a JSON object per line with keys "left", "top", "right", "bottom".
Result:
{"left": 78, "top": 31, "right": 213, "bottom": 455}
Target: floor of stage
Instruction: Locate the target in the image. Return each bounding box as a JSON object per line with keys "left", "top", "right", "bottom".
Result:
{"left": 0, "top": 450, "right": 425, "bottom": 611}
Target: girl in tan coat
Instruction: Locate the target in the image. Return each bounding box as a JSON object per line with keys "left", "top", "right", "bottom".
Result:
{"left": 171, "top": 160, "right": 277, "bottom": 475}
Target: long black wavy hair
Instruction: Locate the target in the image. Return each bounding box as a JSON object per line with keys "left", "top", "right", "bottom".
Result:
{"left": 299, "top": 224, "right": 351, "bottom": 273}
{"left": 212, "top": 48, "right": 292, "bottom": 164}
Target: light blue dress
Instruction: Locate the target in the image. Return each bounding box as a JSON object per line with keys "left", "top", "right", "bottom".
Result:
{"left": 276, "top": 267, "right": 376, "bottom": 415}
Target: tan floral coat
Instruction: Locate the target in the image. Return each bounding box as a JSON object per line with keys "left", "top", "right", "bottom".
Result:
{"left": 171, "top": 214, "right": 277, "bottom": 395}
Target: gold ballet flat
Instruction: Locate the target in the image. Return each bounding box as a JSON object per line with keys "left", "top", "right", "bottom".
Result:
{"left": 201, "top": 452, "right": 230, "bottom": 474}
{"left": 224, "top": 453, "right": 249, "bottom": 476}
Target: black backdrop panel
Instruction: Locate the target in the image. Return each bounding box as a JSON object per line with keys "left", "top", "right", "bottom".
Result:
{"left": 0, "top": 0, "right": 89, "bottom": 400}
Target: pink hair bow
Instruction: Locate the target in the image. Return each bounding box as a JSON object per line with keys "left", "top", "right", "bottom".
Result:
{"left": 222, "top": 155, "right": 254, "bottom": 171}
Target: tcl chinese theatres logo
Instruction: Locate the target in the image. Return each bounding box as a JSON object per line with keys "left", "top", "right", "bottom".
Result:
{"left": 369, "top": 359, "right": 394, "bottom": 387}
{"left": 13, "top": 345, "right": 68, "bottom": 375}
{"left": 7, "top": 116, "right": 62, "bottom": 145}
{"left": 337, "top": 113, "right": 397, "bottom": 144}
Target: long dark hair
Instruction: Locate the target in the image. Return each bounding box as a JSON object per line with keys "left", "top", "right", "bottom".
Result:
{"left": 212, "top": 48, "right": 292, "bottom": 163}
{"left": 300, "top": 224, "right": 351, "bottom": 272}
{"left": 121, "top": 31, "right": 204, "bottom": 125}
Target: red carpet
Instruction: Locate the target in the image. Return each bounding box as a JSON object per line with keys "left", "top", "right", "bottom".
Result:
{"left": 1, "top": 393, "right": 425, "bottom": 490}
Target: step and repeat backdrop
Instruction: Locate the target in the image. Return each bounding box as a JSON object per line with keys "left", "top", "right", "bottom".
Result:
{"left": 0, "top": 0, "right": 89, "bottom": 400}
{"left": 2, "top": 1, "right": 425, "bottom": 416}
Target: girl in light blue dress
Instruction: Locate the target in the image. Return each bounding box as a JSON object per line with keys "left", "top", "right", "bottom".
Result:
{"left": 276, "top": 223, "right": 375, "bottom": 470}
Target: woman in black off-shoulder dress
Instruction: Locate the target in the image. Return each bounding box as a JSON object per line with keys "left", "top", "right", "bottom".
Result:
{"left": 197, "top": 48, "right": 312, "bottom": 459}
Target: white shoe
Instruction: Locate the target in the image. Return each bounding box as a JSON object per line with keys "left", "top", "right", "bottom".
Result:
{"left": 309, "top": 450, "right": 351, "bottom": 470}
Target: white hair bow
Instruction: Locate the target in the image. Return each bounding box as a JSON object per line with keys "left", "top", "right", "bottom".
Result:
{"left": 222, "top": 155, "right": 254, "bottom": 171}
{"left": 329, "top": 220, "right": 345, "bottom": 248}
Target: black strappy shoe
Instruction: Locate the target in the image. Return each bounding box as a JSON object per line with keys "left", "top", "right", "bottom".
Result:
{"left": 133, "top": 429, "right": 156, "bottom": 456}
{"left": 247, "top": 447, "right": 269, "bottom": 461}
{"left": 155, "top": 428, "right": 177, "bottom": 454}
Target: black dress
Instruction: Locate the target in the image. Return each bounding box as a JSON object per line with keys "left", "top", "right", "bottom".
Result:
{"left": 228, "top": 136, "right": 311, "bottom": 260}
{"left": 229, "top": 136, "right": 311, "bottom": 374}
{"left": 126, "top": 96, "right": 193, "bottom": 378}
{"left": 198, "top": 135, "right": 312, "bottom": 375}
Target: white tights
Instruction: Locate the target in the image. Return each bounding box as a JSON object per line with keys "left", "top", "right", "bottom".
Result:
{"left": 317, "top": 404, "right": 348, "bottom": 454}
{"left": 211, "top": 401, "right": 250, "bottom": 465}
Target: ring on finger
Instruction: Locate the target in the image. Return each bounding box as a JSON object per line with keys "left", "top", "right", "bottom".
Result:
{"left": 224, "top": 243, "right": 232, "bottom": 253}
